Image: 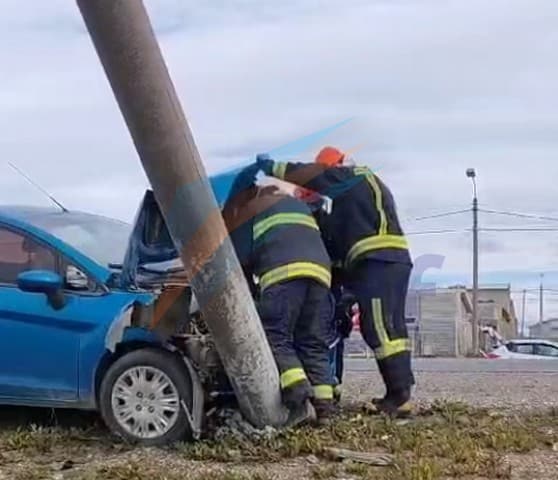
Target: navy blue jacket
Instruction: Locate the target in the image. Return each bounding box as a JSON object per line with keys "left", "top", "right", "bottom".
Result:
{"left": 225, "top": 193, "right": 331, "bottom": 292}
{"left": 266, "top": 162, "right": 412, "bottom": 268}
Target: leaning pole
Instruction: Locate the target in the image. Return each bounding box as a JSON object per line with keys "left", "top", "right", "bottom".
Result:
{"left": 76, "top": 0, "right": 286, "bottom": 428}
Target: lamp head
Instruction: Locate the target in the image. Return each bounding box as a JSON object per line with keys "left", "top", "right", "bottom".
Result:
{"left": 466, "top": 168, "right": 476, "bottom": 179}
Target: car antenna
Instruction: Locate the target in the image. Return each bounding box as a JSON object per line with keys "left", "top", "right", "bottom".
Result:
{"left": 7, "top": 161, "right": 69, "bottom": 213}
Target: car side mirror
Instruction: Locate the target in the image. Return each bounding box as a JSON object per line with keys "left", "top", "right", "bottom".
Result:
{"left": 17, "top": 270, "right": 66, "bottom": 310}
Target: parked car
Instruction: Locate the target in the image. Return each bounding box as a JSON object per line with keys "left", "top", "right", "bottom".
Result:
{"left": 0, "top": 190, "right": 230, "bottom": 446}
{"left": 486, "top": 339, "right": 558, "bottom": 359}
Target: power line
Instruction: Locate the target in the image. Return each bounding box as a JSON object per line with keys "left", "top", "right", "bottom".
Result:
{"left": 406, "top": 229, "right": 468, "bottom": 236}
{"left": 480, "top": 208, "right": 558, "bottom": 223}
{"left": 512, "top": 289, "right": 558, "bottom": 295}
{"left": 405, "top": 226, "right": 558, "bottom": 235}
{"left": 481, "top": 227, "right": 558, "bottom": 232}
{"left": 406, "top": 206, "right": 558, "bottom": 224}
{"left": 413, "top": 209, "right": 470, "bottom": 221}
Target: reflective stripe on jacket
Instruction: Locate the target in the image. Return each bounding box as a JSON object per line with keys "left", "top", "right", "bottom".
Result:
{"left": 268, "top": 162, "right": 411, "bottom": 267}
{"left": 226, "top": 193, "right": 331, "bottom": 291}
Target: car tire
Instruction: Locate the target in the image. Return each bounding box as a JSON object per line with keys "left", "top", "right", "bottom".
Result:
{"left": 99, "top": 348, "right": 194, "bottom": 446}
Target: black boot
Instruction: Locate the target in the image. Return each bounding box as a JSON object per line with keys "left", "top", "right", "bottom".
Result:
{"left": 283, "top": 382, "right": 316, "bottom": 428}
{"left": 380, "top": 388, "right": 413, "bottom": 417}
{"left": 364, "top": 389, "right": 412, "bottom": 418}
{"left": 312, "top": 399, "right": 338, "bottom": 426}
{"left": 285, "top": 399, "right": 317, "bottom": 428}
{"left": 333, "top": 384, "right": 342, "bottom": 404}
{"left": 283, "top": 381, "right": 313, "bottom": 409}
{"left": 365, "top": 352, "right": 414, "bottom": 417}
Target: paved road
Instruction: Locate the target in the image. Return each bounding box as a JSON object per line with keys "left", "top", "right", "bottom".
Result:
{"left": 347, "top": 357, "right": 558, "bottom": 373}
{"left": 344, "top": 357, "right": 558, "bottom": 410}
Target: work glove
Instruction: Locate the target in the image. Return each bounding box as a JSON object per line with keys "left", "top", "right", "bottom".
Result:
{"left": 227, "top": 162, "right": 260, "bottom": 202}
{"left": 256, "top": 153, "right": 275, "bottom": 175}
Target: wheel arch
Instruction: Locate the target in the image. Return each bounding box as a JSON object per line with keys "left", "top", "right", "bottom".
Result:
{"left": 95, "top": 344, "right": 204, "bottom": 445}
{"left": 94, "top": 338, "right": 180, "bottom": 405}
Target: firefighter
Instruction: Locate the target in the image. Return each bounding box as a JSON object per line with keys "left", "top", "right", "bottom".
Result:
{"left": 291, "top": 185, "right": 355, "bottom": 402}
{"left": 293, "top": 187, "right": 345, "bottom": 402}
{"left": 257, "top": 148, "right": 415, "bottom": 417}
{"left": 222, "top": 170, "right": 336, "bottom": 424}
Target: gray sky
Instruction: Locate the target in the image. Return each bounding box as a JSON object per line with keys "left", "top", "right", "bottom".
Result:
{"left": 1, "top": 0, "right": 557, "bottom": 325}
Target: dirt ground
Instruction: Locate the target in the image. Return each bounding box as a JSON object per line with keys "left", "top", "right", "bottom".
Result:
{"left": 0, "top": 361, "right": 556, "bottom": 480}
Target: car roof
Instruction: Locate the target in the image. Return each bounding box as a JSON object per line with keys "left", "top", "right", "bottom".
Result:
{"left": 508, "top": 339, "right": 558, "bottom": 346}
{"left": 0, "top": 205, "right": 59, "bottom": 219}
{"left": 0, "top": 205, "right": 126, "bottom": 227}
{"left": 0, "top": 205, "right": 132, "bottom": 285}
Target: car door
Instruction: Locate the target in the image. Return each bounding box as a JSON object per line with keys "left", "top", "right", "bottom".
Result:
{"left": 533, "top": 343, "right": 558, "bottom": 359}
{"left": 0, "top": 222, "right": 157, "bottom": 407}
{"left": 0, "top": 225, "right": 83, "bottom": 403}
{"left": 507, "top": 342, "right": 537, "bottom": 359}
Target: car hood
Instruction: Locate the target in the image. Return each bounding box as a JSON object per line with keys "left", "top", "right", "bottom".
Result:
{"left": 119, "top": 169, "right": 240, "bottom": 288}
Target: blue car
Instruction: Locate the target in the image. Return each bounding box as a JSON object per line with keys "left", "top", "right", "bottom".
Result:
{"left": 0, "top": 190, "right": 231, "bottom": 446}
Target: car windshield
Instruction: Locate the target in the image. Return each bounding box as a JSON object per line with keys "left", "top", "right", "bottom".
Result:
{"left": 29, "top": 212, "right": 133, "bottom": 268}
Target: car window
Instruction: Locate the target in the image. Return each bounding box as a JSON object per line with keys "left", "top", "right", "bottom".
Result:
{"left": 31, "top": 214, "right": 132, "bottom": 268}
{"left": 0, "top": 227, "right": 56, "bottom": 285}
{"left": 534, "top": 344, "right": 558, "bottom": 357}
{"left": 514, "top": 343, "right": 534, "bottom": 354}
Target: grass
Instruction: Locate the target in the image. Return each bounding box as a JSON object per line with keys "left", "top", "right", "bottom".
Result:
{"left": 177, "top": 401, "right": 558, "bottom": 480}
{"left": 12, "top": 465, "right": 51, "bottom": 480}
{"left": 88, "top": 462, "right": 152, "bottom": 480}
{"left": 0, "top": 425, "right": 88, "bottom": 454}
{"left": 0, "top": 402, "right": 557, "bottom": 480}
{"left": 78, "top": 462, "right": 273, "bottom": 480}
{"left": 311, "top": 464, "right": 340, "bottom": 479}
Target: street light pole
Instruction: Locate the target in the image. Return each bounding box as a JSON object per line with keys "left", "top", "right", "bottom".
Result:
{"left": 466, "top": 168, "right": 479, "bottom": 355}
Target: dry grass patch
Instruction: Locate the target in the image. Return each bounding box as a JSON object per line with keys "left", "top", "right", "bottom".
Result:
{"left": 178, "top": 401, "right": 558, "bottom": 480}
{"left": 1, "top": 402, "right": 556, "bottom": 480}
{"left": 76, "top": 460, "right": 274, "bottom": 480}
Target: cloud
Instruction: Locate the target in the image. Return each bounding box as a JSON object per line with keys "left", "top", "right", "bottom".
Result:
{"left": 1, "top": 0, "right": 557, "bottom": 321}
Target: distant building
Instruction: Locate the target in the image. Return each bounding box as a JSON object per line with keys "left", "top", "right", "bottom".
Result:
{"left": 406, "top": 287, "right": 473, "bottom": 357}
{"left": 405, "top": 284, "right": 519, "bottom": 357}
{"left": 344, "top": 288, "right": 473, "bottom": 358}
{"left": 344, "top": 285, "right": 519, "bottom": 358}
{"left": 469, "top": 285, "right": 518, "bottom": 341}
{"left": 529, "top": 318, "right": 558, "bottom": 341}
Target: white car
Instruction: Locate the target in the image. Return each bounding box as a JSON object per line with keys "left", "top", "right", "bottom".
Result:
{"left": 487, "top": 339, "right": 558, "bottom": 359}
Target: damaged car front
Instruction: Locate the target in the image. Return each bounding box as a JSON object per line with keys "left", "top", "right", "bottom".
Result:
{"left": 0, "top": 189, "right": 233, "bottom": 446}
{"left": 103, "top": 190, "right": 236, "bottom": 444}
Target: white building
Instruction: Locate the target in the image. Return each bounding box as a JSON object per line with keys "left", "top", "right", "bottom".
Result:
{"left": 407, "top": 284, "right": 518, "bottom": 357}
{"left": 406, "top": 287, "right": 473, "bottom": 357}
{"left": 529, "top": 318, "right": 558, "bottom": 341}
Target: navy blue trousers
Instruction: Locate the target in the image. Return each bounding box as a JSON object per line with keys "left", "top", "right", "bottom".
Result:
{"left": 258, "top": 279, "right": 335, "bottom": 405}
{"left": 345, "top": 259, "right": 415, "bottom": 394}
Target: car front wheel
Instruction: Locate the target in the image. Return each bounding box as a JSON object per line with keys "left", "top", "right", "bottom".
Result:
{"left": 99, "top": 348, "right": 194, "bottom": 446}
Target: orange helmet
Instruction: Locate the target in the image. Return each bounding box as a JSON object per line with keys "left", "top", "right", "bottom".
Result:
{"left": 315, "top": 146, "right": 345, "bottom": 167}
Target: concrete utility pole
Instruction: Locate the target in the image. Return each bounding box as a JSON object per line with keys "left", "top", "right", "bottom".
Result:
{"left": 76, "top": 0, "right": 286, "bottom": 428}
{"left": 521, "top": 289, "right": 526, "bottom": 338}
{"left": 466, "top": 168, "right": 479, "bottom": 354}
{"left": 521, "top": 289, "right": 527, "bottom": 338}
{"left": 539, "top": 274, "right": 544, "bottom": 325}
